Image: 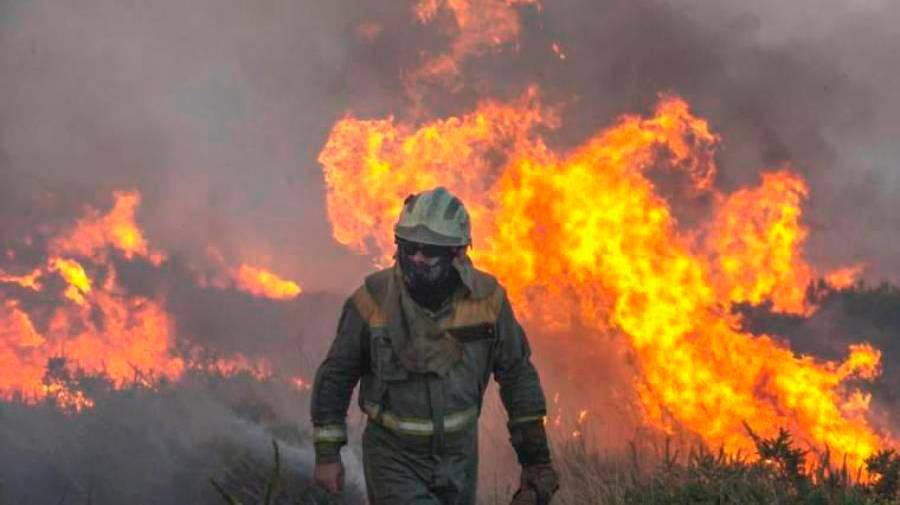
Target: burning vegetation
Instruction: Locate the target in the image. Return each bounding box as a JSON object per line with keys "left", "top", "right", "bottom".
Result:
{"left": 0, "top": 191, "right": 305, "bottom": 412}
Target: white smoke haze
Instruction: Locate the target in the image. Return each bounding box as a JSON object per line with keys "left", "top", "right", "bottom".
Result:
{"left": 0, "top": 371, "right": 367, "bottom": 503}
{"left": 1, "top": 0, "right": 899, "bottom": 502}
{"left": 0, "top": 0, "right": 374, "bottom": 292}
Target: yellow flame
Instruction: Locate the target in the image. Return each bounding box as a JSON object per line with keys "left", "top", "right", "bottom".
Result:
{"left": 0, "top": 268, "right": 44, "bottom": 290}
{"left": 706, "top": 170, "right": 813, "bottom": 313}
{"left": 50, "top": 258, "right": 93, "bottom": 305}
{"left": 51, "top": 191, "right": 165, "bottom": 265}
{"left": 43, "top": 381, "right": 96, "bottom": 413}
{"left": 318, "top": 89, "right": 892, "bottom": 472}
{"left": 235, "top": 264, "right": 302, "bottom": 300}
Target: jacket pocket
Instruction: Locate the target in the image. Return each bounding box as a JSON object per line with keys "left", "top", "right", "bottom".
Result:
{"left": 369, "top": 327, "right": 409, "bottom": 382}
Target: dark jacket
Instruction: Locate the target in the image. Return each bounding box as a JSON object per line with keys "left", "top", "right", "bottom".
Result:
{"left": 310, "top": 260, "right": 547, "bottom": 458}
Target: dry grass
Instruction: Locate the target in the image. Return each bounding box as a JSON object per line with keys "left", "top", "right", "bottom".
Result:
{"left": 529, "top": 430, "right": 900, "bottom": 505}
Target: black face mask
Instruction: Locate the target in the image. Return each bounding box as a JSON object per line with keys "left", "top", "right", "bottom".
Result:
{"left": 397, "top": 246, "right": 461, "bottom": 311}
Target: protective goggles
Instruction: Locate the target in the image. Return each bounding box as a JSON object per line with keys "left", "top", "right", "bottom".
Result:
{"left": 396, "top": 239, "right": 455, "bottom": 258}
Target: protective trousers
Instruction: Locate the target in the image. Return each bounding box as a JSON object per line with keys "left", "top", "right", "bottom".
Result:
{"left": 362, "top": 421, "right": 478, "bottom": 505}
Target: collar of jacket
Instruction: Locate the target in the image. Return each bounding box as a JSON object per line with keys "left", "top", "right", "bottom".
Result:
{"left": 383, "top": 251, "right": 497, "bottom": 302}
{"left": 451, "top": 252, "right": 497, "bottom": 300}
{"left": 376, "top": 266, "right": 457, "bottom": 375}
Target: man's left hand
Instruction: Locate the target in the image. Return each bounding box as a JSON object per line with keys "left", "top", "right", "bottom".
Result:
{"left": 510, "top": 463, "right": 559, "bottom": 505}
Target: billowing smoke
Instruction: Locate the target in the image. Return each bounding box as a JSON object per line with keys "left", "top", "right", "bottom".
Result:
{"left": 2, "top": 0, "right": 898, "bottom": 288}
{"left": 0, "top": 0, "right": 375, "bottom": 292}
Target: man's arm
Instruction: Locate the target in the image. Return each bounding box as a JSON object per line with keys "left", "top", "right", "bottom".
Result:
{"left": 493, "top": 294, "right": 559, "bottom": 505}
{"left": 492, "top": 294, "right": 550, "bottom": 465}
{"left": 310, "top": 297, "right": 366, "bottom": 464}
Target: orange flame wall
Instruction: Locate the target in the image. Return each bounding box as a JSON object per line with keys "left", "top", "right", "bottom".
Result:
{"left": 0, "top": 192, "right": 181, "bottom": 409}
{"left": 318, "top": 89, "right": 886, "bottom": 471}
{"left": 0, "top": 191, "right": 303, "bottom": 411}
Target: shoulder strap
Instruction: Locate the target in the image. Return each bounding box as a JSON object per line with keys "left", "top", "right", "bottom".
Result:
{"left": 363, "top": 268, "right": 393, "bottom": 304}
{"left": 351, "top": 268, "right": 394, "bottom": 370}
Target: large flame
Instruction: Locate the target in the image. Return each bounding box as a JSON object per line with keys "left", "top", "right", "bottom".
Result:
{"left": 0, "top": 191, "right": 304, "bottom": 411}
{"left": 706, "top": 171, "right": 814, "bottom": 314}
{"left": 0, "top": 192, "right": 182, "bottom": 407}
{"left": 318, "top": 90, "right": 889, "bottom": 471}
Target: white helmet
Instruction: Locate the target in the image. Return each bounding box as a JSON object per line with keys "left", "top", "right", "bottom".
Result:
{"left": 394, "top": 187, "right": 471, "bottom": 246}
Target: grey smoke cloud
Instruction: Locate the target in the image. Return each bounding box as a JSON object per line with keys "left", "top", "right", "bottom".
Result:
{"left": 0, "top": 0, "right": 374, "bottom": 293}
{"left": 3, "top": 0, "right": 896, "bottom": 291}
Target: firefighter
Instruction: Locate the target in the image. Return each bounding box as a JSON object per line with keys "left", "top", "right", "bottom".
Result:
{"left": 310, "top": 186, "right": 559, "bottom": 505}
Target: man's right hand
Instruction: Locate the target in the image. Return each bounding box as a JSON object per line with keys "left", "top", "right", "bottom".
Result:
{"left": 313, "top": 461, "right": 345, "bottom": 494}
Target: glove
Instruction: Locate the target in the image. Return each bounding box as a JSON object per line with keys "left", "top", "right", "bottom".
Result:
{"left": 313, "top": 460, "right": 345, "bottom": 494}
{"left": 313, "top": 442, "right": 344, "bottom": 493}
{"left": 510, "top": 463, "right": 559, "bottom": 505}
